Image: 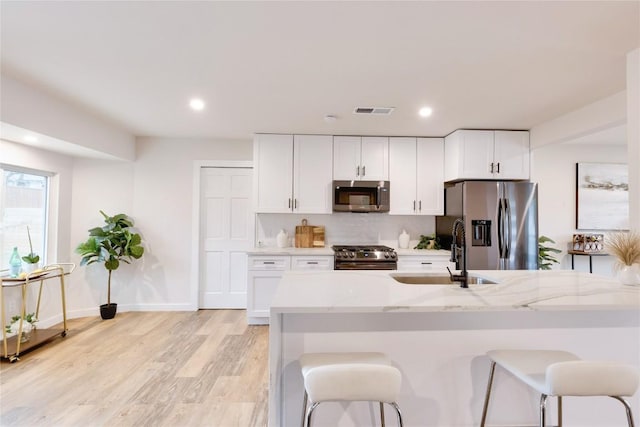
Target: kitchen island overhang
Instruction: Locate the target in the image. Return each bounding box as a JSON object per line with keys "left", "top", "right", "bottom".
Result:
{"left": 268, "top": 270, "right": 640, "bottom": 427}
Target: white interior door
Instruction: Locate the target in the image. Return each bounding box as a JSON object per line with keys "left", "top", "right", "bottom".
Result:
{"left": 200, "top": 167, "right": 253, "bottom": 308}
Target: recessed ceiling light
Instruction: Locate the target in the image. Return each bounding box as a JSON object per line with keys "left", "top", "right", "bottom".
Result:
{"left": 24, "top": 135, "right": 38, "bottom": 142}
{"left": 324, "top": 115, "right": 337, "bottom": 123}
{"left": 189, "top": 98, "right": 205, "bottom": 111}
{"left": 419, "top": 107, "right": 433, "bottom": 117}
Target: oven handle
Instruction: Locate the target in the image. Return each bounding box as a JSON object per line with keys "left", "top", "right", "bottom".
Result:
{"left": 334, "top": 262, "right": 397, "bottom": 270}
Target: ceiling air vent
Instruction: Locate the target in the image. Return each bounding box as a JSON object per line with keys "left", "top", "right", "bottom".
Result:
{"left": 353, "top": 107, "right": 395, "bottom": 115}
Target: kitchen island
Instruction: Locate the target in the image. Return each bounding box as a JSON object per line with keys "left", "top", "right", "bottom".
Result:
{"left": 268, "top": 270, "right": 640, "bottom": 427}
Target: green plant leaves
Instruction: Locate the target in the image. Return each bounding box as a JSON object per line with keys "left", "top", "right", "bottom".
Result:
{"left": 538, "top": 235, "right": 561, "bottom": 270}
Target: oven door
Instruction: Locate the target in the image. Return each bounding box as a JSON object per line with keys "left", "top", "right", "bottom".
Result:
{"left": 334, "top": 261, "right": 397, "bottom": 270}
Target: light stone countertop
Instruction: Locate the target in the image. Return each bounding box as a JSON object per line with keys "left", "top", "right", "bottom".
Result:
{"left": 246, "top": 247, "right": 451, "bottom": 256}
{"left": 270, "top": 270, "right": 640, "bottom": 313}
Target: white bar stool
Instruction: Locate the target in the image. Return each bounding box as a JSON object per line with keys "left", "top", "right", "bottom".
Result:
{"left": 480, "top": 349, "right": 639, "bottom": 427}
{"left": 299, "top": 352, "right": 403, "bottom": 427}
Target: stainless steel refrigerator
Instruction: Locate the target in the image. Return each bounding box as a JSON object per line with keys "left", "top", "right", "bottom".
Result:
{"left": 436, "top": 181, "right": 538, "bottom": 270}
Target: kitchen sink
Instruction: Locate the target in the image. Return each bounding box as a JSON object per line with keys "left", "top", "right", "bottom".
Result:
{"left": 390, "top": 273, "right": 497, "bottom": 285}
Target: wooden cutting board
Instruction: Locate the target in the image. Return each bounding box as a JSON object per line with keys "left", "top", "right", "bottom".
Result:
{"left": 312, "top": 226, "right": 325, "bottom": 247}
{"left": 295, "top": 219, "right": 314, "bottom": 248}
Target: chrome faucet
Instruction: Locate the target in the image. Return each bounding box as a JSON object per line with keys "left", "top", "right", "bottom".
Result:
{"left": 447, "top": 218, "right": 468, "bottom": 288}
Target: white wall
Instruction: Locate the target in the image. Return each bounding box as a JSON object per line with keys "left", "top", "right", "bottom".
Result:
{"left": 530, "top": 143, "right": 627, "bottom": 276}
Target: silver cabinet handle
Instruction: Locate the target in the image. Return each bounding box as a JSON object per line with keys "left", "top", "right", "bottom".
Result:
{"left": 356, "top": 166, "right": 360, "bottom": 177}
{"left": 421, "top": 262, "right": 433, "bottom": 265}
{"left": 294, "top": 199, "right": 297, "bottom": 209}
{"left": 496, "top": 162, "right": 500, "bottom": 173}
{"left": 490, "top": 162, "right": 494, "bottom": 174}
{"left": 288, "top": 198, "right": 291, "bottom": 209}
{"left": 306, "top": 261, "right": 318, "bottom": 265}
{"left": 362, "top": 166, "right": 366, "bottom": 176}
{"left": 413, "top": 200, "right": 416, "bottom": 211}
{"left": 419, "top": 200, "right": 422, "bottom": 212}
{"left": 263, "top": 261, "right": 275, "bottom": 265}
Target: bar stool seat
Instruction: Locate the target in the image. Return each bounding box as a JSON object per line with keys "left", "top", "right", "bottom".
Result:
{"left": 481, "top": 349, "right": 639, "bottom": 427}
{"left": 299, "top": 352, "right": 403, "bottom": 427}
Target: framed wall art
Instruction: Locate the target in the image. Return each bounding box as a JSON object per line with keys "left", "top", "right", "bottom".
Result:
{"left": 576, "top": 162, "right": 629, "bottom": 230}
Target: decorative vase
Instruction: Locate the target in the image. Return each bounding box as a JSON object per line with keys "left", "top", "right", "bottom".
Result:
{"left": 276, "top": 229, "right": 288, "bottom": 248}
{"left": 618, "top": 264, "right": 640, "bottom": 286}
{"left": 398, "top": 230, "right": 410, "bottom": 249}
{"left": 20, "top": 330, "right": 31, "bottom": 343}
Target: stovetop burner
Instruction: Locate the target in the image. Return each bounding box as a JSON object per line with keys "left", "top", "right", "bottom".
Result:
{"left": 332, "top": 245, "right": 397, "bottom": 270}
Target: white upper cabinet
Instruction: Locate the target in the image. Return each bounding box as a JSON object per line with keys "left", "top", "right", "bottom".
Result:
{"left": 333, "top": 136, "right": 389, "bottom": 180}
{"left": 254, "top": 134, "right": 293, "bottom": 213}
{"left": 389, "top": 137, "right": 444, "bottom": 215}
{"left": 292, "top": 135, "right": 333, "bottom": 213}
{"left": 493, "top": 130, "right": 530, "bottom": 179}
{"left": 254, "top": 134, "right": 332, "bottom": 213}
{"left": 444, "top": 130, "right": 529, "bottom": 181}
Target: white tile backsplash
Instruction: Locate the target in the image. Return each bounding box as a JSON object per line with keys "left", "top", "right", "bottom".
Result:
{"left": 255, "top": 213, "right": 435, "bottom": 248}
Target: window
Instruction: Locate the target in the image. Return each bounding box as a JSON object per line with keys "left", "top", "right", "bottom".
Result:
{"left": 0, "top": 166, "right": 50, "bottom": 269}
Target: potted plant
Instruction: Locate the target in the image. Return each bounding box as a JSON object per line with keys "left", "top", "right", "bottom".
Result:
{"left": 6, "top": 313, "right": 38, "bottom": 343}
{"left": 538, "top": 235, "right": 561, "bottom": 270}
{"left": 607, "top": 231, "right": 640, "bottom": 286}
{"left": 76, "top": 211, "right": 144, "bottom": 319}
{"left": 21, "top": 226, "right": 41, "bottom": 273}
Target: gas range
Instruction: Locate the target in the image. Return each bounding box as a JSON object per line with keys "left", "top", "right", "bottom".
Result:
{"left": 332, "top": 245, "right": 398, "bottom": 270}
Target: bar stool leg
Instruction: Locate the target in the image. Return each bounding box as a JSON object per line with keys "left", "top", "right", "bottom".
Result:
{"left": 540, "top": 394, "right": 549, "bottom": 427}
{"left": 557, "top": 396, "right": 562, "bottom": 427}
{"left": 301, "top": 390, "right": 308, "bottom": 427}
{"left": 391, "top": 402, "right": 404, "bottom": 427}
{"left": 306, "top": 402, "right": 320, "bottom": 427}
{"left": 380, "top": 402, "right": 386, "bottom": 427}
{"left": 609, "top": 396, "right": 635, "bottom": 427}
{"left": 480, "top": 361, "right": 497, "bottom": 427}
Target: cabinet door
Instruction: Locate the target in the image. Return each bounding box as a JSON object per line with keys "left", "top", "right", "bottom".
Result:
{"left": 389, "top": 137, "right": 418, "bottom": 215}
{"left": 254, "top": 134, "right": 293, "bottom": 212}
{"left": 333, "top": 136, "right": 361, "bottom": 180}
{"left": 445, "top": 130, "right": 494, "bottom": 181}
{"left": 246, "top": 270, "right": 283, "bottom": 320}
{"left": 459, "top": 130, "right": 495, "bottom": 179}
{"left": 493, "top": 130, "right": 530, "bottom": 180}
{"left": 293, "top": 135, "right": 333, "bottom": 214}
{"left": 416, "top": 138, "right": 444, "bottom": 215}
{"left": 361, "top": 136, "right": 389, "bottom": 180}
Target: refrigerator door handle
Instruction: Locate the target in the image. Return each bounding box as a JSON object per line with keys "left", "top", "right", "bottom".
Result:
{"left": 505, "top": 198, "right": 512, "bottom": 258}
{"left": 497, "top": 198, "right": 505, "bottom": 259}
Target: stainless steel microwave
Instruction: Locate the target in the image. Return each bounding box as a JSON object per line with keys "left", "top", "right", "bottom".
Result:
{"left": 332, "top": 180, "right": 390, "bottom": 213}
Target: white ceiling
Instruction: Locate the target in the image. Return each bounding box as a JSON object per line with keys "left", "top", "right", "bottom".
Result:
{"left": 1, "top": 1, "right": 638, "bottom": 141}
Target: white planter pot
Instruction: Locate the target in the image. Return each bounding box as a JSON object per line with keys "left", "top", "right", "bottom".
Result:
{"left": 618, "top": 263, "right": 640, "bottom": 286}
{"left": 23, "top": 262, "right": 40, "bottom": 274}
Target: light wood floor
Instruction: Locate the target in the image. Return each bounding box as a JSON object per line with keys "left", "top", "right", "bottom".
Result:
{"left": 0, "top": 310, "right": 269, "bottom": 426}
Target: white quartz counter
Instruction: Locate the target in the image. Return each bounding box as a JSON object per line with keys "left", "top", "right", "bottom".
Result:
{"left": 246, "top": 247, "right": 451, "bottom": 256}
{"left": 271, "top": 269, "right": 640, "bottom": 313}
{"left": 246, "top": 247, "right": 333, "bottom": 255}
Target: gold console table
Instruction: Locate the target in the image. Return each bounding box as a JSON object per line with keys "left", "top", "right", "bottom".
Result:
{"left": 0, "top": 263, "right": 75, "bottom": 362}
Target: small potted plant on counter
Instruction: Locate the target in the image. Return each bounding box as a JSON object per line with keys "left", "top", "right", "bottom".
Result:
{"left": 76, "top": 211, "right": 144, "bottom": 319}
{"left": 21, "top": 226, "right": 41, "bottom": 274}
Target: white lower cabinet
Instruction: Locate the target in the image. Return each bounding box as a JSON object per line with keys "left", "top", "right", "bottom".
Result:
{"left": 247, "top": 256, "right": 290, "bottom": 324}
{"left": 397, "top": 255, "right": 453, "bottom": 271}
{"left": 247, "top": 254, "right": 333, "bottom": 324}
